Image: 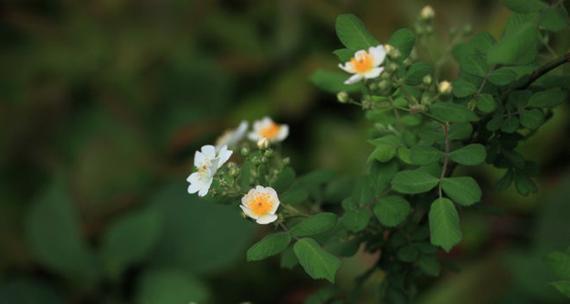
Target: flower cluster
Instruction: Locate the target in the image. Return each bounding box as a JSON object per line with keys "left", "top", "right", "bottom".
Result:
{"left": 186, "top": 117, "right": 289, "bottom": 224}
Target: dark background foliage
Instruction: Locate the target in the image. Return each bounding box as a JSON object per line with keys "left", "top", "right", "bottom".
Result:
{"left": 0, "top": 0, "right": 569, "bottom": 303}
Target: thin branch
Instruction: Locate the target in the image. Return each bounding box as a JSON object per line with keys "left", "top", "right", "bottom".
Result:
{"left": 438, "top": 123, "right": 450, "bottom": 198}
{"left": 504, "top": 52, "right": 570, "bottom": 98}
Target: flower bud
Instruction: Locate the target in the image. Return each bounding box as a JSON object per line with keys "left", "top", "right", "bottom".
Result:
{"left": 337, "top": 91, "right": 349, "bottom": 103}
{"left": 438, "top": 81, "right": 453, "bottom": 95}
{"left": 240, "top": 147, "right": 250, "bottom": 156}
{"left": 264, "top": 149, "right": 273, "bottom": 158}
{"left": 422, "top": 75, "right": 432, "bottom": 85}
{"left": 463, "top": 24, "right": 473, "bottom": 35}
{"left": 378, "top": 80, "right": 391, "bottom": 91}
{"left": 420, "top": 5, "right": 435, "bottom": 20}
{"left": 387, "top": 62, "right": 398, "bottom": 72}
{"left": 257, "top": 138, "right": 270, "bottom": 149}
{"left": 385, "top": 44, "right": 401, "bottom": 59}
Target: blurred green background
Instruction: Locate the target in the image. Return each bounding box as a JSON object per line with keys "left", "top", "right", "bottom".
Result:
{"left": 1, "top": 0, "right": 569, "bottom": 303}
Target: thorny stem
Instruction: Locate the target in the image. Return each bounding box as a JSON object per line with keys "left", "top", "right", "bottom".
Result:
{"left": 438, "top": 123, "right": 450, "bottom": 198}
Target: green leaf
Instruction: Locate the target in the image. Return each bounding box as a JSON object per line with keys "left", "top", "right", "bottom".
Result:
{"left": 520, "top": 109, "right": 544, "bottom": 129}
{"left": 272, "top": 167, "right": 296, "bottom": 192}
{"left": 430, "top": 103, "right": 479, "bottom": 123}
{"left": 488, "top": 67, "right": 518, "bottom": 85}
{"left": 528, "top": 88, "right": 567, "bottom": 108}
{"left": 501, "top": 115, "right": 520, "bottom": 133}
{"left": 368, "top": 135, "right": 400, "bottom": 163}
{"left": 391, "top": 169, "right": 439, "bottom": 194}
{"left": 449, "top": 144, "right": 487, "bottom": 166}
{"left": 547, "top": 249, "right": 570, "bottom": 280}
{"left": 551, "top": 281, "right": 570, "bottom": 298}
{"left": 290, "top": 213, "right": 338, "bottom": 237}
{"left": 397, "top": 245, "right": 419, "bottom": 262}
{"left": 410, "top": 145, "right": 442, "bottom": 165}
{"left": 540, "top": 7, "right": 570, "bottom": 32}
{"left": 488, "top": 15, "right": 539, "bottom": 65}
{"left": 441, "top": 177, "right": 482, "bottom": 206}
{"left": 476, "top": 94, "right": 497, "bottom": 113}
{"left": 417, "top": 255, "right": 441, "bottom": 276}
{"left": 453, "top": 32, "right": 495, "bottom": 77}
{"left": 449, "top": 123, "right": 474, "bottom": 140}
{"left": 373, "top": 195, "right": 411, "bottom": 227}
{"left": 333, "top": 48, "right": 354, "bottom": 62}
{"left": 246, "top": 232, "right": 292, "bottom": 261}
{"left": 0, "top": 278, "right": 65, "bottom": 304}
{"left": 280, "top": 248, "right": 298, "bottom": 269}
{"left": 503, "top": 0, "right": 546, "bottom": 13}
{"left": 340, "top": 209, "right": 371, "bottom": 232}
{"left": 388, "top": 28, "right": 416, "bottom": 58}
{"left": 101, "top": 208, "right": 162, "bottom": 279}
{"left": 281, "top": 187, "right": 309, "bottom": 205}
{"left": 452, "top": 79, "right": 478, "bottom": 98}
{"left": 405, "top": 63, "right": 433, "bottom": 85}
{"left": 311, "top": 69, "right": 361, "bottom": 93}
{"left": 429, "top": 198, "right": 462, "bottom": 252}
{"left": 335, "top": 14, "right": 378, "bottom": 50}
{"left": 293, "top": 238, "right": 341, "bottom": 283}
{"left": 136, "top": 269, "right": 210, "bottom": 304}
{"left": 515, "top": 173, "right": 538, "bottom": 196}
{"left": 25, "top": 176, "right": 96, "bottom": 281}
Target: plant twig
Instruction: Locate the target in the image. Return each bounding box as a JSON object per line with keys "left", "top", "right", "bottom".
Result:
{"left": 503, "top": 52, "right": 570, "bottom": 98}
{"left": 438, "top": 123, "right": 450, "bottom": 198}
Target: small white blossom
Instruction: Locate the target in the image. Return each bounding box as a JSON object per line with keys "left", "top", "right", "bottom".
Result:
{"left": 215, "top": 121, "right": 248, "bottom": 150}
{"left": 248, "top": 117, "right": 289, "bottom": 143}
{"left": 187, "top": 145, "right": 232, "bottom": 197}
{"left": 240, "top": 186, "right": 280, "bottom": 224}
{"left": 338, "top": 45, "right": 386, "bottom": 84}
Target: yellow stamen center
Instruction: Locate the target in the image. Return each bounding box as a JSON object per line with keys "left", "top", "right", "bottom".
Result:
{"left": 248, "top": 194, "right": 273, "bottom": 216}
{"left": 350, "top": 52, "right": 374, "bottom": 74}
{"left": 259, "top": 123, "right": 280, "bottom": 139}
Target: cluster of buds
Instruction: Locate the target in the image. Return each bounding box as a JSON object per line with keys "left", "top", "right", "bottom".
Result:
{"left": 415, "top": 5, "right": 435, "bottom": 35}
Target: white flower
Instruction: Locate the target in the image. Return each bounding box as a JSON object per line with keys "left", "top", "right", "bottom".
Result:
{"left": 248, "top": 117, "right": 289, "bottom": 143}
{"left": 338, "top": 45, "right": 386, "bottom": 84}
{"left": 240, "top": 186, "right": 280, "bottom": 224}
{"left": 215, "top": 121, "right": 248, "bottom": 150}
{"left": 187, "top": 145, "right": 232, "bottom": 197}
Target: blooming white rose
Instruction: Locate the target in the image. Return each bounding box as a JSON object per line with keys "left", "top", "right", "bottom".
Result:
{"left": 187, "top": 145, "right": 232, "bottom": 197}
{"left": 240, "top": 186, "right": 280, "bottom": 224}
{"left": 215, "top": 121, "right": 248, "bottom": 150}
{"left": 338, "top": 45, "right": 386, "bottom": 84}
{"left": 248, "top": 117, "right": 289, "bottom": 143}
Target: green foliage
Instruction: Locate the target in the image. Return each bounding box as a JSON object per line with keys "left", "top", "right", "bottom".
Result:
{"left": 335, "top": 14, "right": 379, "bottom": 50}
{"left": 429, "top": 103, "right": 479, "bottom": 123}
{"left": 290, "top": 213, "right": 338, "bottom": 237}
{"left": 136, "top": 269, "right": 210, "bottom": 304}
{"left": 293, "top": 238, "right": 341, "bottom": 283}
{"left": 246, "top": 232, "right": 292, "bottom": 261}
{"left": 391, "top": 169, "right": 439, "bottom": 194}
{"left": 388, "top": 28, "right": 416, "bottom": 58}
{"left": 429, "top": 198, "right": 462, "bottom": 252}
{"left": 441, "top": 177, "right": 482, "bottom": 206}
{"left": 25, "top": 176, "right": 97, "bottom": 282}
{"left": 100, "top": 207, "right": 162, "bottom": 279}
{"left": 547, "top": 248, "right": 570, "bottom": 298}
{"left": 373, "top": 195, "right": 411, "bottom": 227}
{"left": 449, "top": 144, "right": 487, "bottom": 166}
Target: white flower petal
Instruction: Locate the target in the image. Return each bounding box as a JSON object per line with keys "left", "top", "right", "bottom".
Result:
{"left": 369, "top": 45, "right": 386, "bottom": 67}
{"left": 345, "top": 74, "right": 363, "bottom": 84}
{"left": 217, "top": 145, "right": 233, "bottom": 168}
{"left": 256, "top": 214, "right": 278, "bottom": 225}
{"left": 240, "top": 205, "right": 259, "bottom": 220}
{"left": 197, "top": 178, "right": 213, "bottom": 197}
{"left": 276, "top": 125, "right": 289, "bottom": 141}
{"left": 364, "top": 67, "right": 384, "bottom": 79}
{"left": 200, "top": 145, "right": 217, "bottom": 159}
{"left": 338, "top": 62, "right": 355, "bottom": 73}
{"left": 354, "top": 50, "right": 368, "bottom": 60}
{"left": 194, "top": 151, "right": 206, "bottom": 167}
